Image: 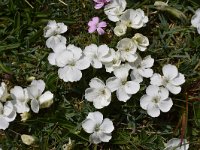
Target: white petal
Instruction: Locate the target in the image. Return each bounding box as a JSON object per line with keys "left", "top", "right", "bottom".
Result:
{"left": 56, "top": 51, "right": 73, "bottom": 67}
{"left": 93, "top": 96, "right": 111, "bottom": 109}
{"left": 12, "top": 100, "right": 30, "bottom": 113}
{"left": 150, "top": 73, "right": 163, "bottom": 86}
{"left": 56, "top": 22, "right": 68, "bottom": 34}
{"left": 138, "top": 68, "right": 153, "bottom": 78}
{"left": 98, "top": 44, "right": 110, "bottom": 58}
{"left": 51, "top": 43, "right": 66, "bottom": 53}
{"left": 125, "top": 53, "right": 138, "bottom": 62}
{"left": 166, "top": 83, "right": 181, "bottom": 94}
{"left": 48, "top": 53, "right": 57, "bottom": 66}
{"left": 171, "top": 73, "right": 185, "bottom": 86}
{"left": 46, "top": 35, "right": 66, "bottom": 49}
{"left": 31, "top": 80, "right": 45, "bottom": 95}
{"left": 66, "top": 44, "right": 82, "bottom": 60}
{"left": 99, "top": 132, "right": 112, "bottom": 142}
{"left": 58, "top": 67, "right": 69, "bottom": 82}
{"left": 4, "top": 109, "right": 16, "bottom": 122}
{"left": 10, "top": 86, "right": 24, "bottom": 101}
{"left": 162, "top": 64, "right": 178, "bottom": 80}
{"left": 87, "top": 111, "right": 103, "bottom": 125}
{"left": 3, "top": 101, "right": 14, "bottom": 116}
{"left": 141, "top": 55, "right": 154, "bottom": 68}
{"left": 0, "top": 117, "right": 9, "bottom": 130}
{"left": 113, "top": 66, "right": 129, "bottom": 79}
{"left": 93, "top": 92, "right": 111, "bottom": 109}
{"left": 85, "top": 88, "right": 99, "bottom": 102}
{"left": 147, "top": 103, "right": 160, "bottom": 117}
{"left": 106, "top": 77, "right": 121, "bottom": 92}
{"left": 75, "top": 56, "right": 90, "bottom": 70}
{"left": 91, "top": 59, "right": 102, "bottom": 69}
{"left": 159, "top": 87, "right": 169, "bottom": 100}
{"left": 39, "top": 91, "right": 53, "bottom": 107}
{"left": 89, "top": 132, "right": 101, "bottom": 144}
{"left": 100, "top": 118, "right": 114, "bottom": 133}
{"left": 116, "top": 87, "right": 131, "bottom": 102}
{"left": 82, "top": 119, "right": 96, "bottom": 133}
{"left": 140, "top": 95, "right": 152, "bottom": 110}
{"left": 83, "top": 44, "right": 98, "bottom": 60}
{"left": 130, "top": 69, "right": 143, "bottom": 83}
{"left": 27, "top": 86, "right": 40, "bottom": 99}
{"left": 158, "top": 98, "right": 173, "bottom": 112}
{"left": 60, "top": 66, "right": 82, "bottom": 82}
{"left": 31, "top": 99, "right": 40, "bottom": 113}
{"left": 146, "top": 85, "right": 160, "bottom": 97}
{"left": 124, "top": 81, "right": 140, "bottom": 94}
{"left": 89, "top": 78, "right": 105, "bottom": 89}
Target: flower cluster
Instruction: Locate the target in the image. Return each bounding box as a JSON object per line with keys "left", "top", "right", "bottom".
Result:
{"left": 0, "top": 80, "right": 53, "bottom": 130}
{"left": 104, "top": 0, "right": 148, "bottom": 36}
{"left": 43, "top": 0, "right": 187, "bottom": 145}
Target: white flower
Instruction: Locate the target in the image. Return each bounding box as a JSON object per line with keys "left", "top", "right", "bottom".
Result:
{"left": 114, "top": 22, "right": 127, "bottom": 36}
{"left": 104, "top": 0, "right": 127, "bottom": 22}
{"left": 191, "top": 8, "right": 200, "bottom": 34}
{"left": 150, "top": 64, "right": 185, "bottom": 94}
{"left": 116, "top": 38, "right": 138, "bottom": 62}
{"left": 44, "top": 20, "right": 68, "bottom": 38}
{"left": 83, "top": 44, "right": 113, "bottom": 69}
{"left": 132, "top": 33, "right": 149, "bottom": 51}
{"left": 85, "top": 78, "right": 111, "bottom": 109}
{"left": 120, "top": 9, "right": 148, "bottom": 29}
{"left": 164, "top": 138, "right": 189, "bottom": 150}
{"left": 82, "top": 111, "right": 114, "bottom": 144}
{"left": 130, "top": 55, "right": 154, "bottom": 83}
{"left": 0, "top": 101, "right": 16, "bottom": 130}
{"left": 10, "top": 86, "right": 30, "bottom": 113}
{"left": 0, "top": 82, "right": 9, "bottom": 102}
{"left": 140, "top": 85, "right": 173, "bottom": 117}
{"left": 104, "top": 49, "right": 121, "bottom": 73}
{"left": 21, "top": 134, "right": 36, "bottom": 145}
{"left": 58, "top": 44, "right": 90, "bottom": 82}
{"left": 27, "top": 80, "right": 54, "bottom": 113}
{"left": 106, "top": 65, "right": 140, "bottom": 102}
{"left": 46, "top": 35, "right": 66, "bottom": 49}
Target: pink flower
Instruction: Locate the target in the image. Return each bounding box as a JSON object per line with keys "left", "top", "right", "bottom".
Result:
{"left": 93, "top": 0, "right": 110, "bottom": 9}
{"left": 88, "top": 17, "right": 107, "bottom": 35}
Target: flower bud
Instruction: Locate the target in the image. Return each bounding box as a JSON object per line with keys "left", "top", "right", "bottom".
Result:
{"left": 114, "top": 23, "right": 127, "bottom": 37}
{"left": 27, "top": 76, "right": 36, "bottom": 82}
{"left": 20, "top": 112, "right": 31, "bottom": 122}
{"left": 21, "top": 134, "right": 36, "bottom": 145}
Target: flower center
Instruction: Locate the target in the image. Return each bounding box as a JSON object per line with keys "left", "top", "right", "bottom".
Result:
{"left": 69, "top": 61, "right": 76, "bottom": 66}
{"left": 100, "top": 89, "right": 106, "bottom": 95}
{"left": 152, "top": 96, "right": 160, "bottom": 103}
{"left": 125, "top": 48, "right": 130, "bottom": 52}
{"left": 94, "top": 124, "right": 100, "bottom": 132}
{"left": 162, "top": 77, "right": 170, "bottom": 86}
{"left": 0, "top": 103, "right": 3, "bottom": 115}
{"left": 121, "top": 80, "right": 127, "bottom": 85}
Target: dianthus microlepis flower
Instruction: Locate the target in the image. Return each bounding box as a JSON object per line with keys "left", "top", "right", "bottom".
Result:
{"left": 93, "top": 0, "right": 110, "bottom": 9}
{"left": 88, "top": 17, "right": 107, "bottom": 35}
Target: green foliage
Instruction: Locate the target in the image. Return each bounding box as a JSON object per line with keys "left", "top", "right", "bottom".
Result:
{"left": 0, "top": 0, "right": 200, "bottom": 149}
